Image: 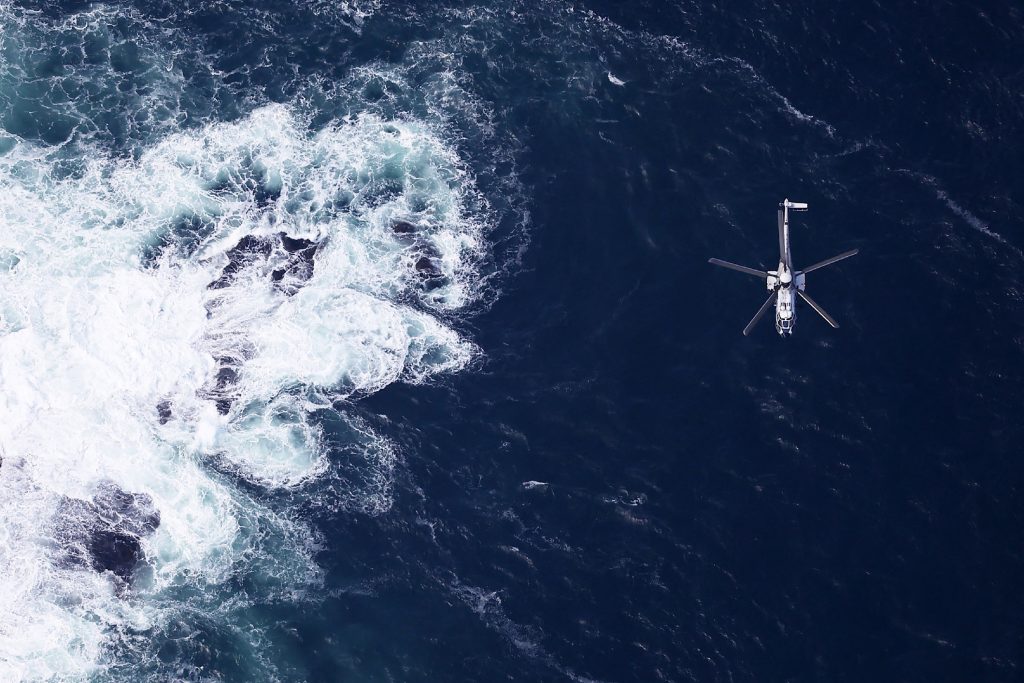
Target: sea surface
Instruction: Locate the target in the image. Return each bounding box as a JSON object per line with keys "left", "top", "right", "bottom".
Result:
{"left": 0, "top": 1, "right": 1022, "bottom": 681}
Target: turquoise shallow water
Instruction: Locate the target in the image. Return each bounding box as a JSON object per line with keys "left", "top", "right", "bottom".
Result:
{"left": 0, "top": 1, "right": 1022, "bottom": 681}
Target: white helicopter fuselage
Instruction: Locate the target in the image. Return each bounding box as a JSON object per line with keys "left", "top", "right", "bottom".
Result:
{"left": 767, "top": 201, "right": 807, "bottom": 336}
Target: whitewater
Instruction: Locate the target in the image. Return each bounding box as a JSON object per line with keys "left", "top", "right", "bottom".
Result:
{"left": 0, "top": 0, "right": 508, "bottom": 673}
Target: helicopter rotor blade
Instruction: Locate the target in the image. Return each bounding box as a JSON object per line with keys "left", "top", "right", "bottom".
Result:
{"left": 708, "top": 258, "right": 768, "bottom": 279}
{"left": 796, "top": 289, "right": 839, "bottom": 328}
{"left": 798, "top": 248, "right": 859, "bottom": 275}
{"left": 743, "top": 291, "right": 777, "bottom": 336}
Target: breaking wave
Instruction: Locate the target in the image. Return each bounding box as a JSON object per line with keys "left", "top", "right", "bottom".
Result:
{"left": 0, "top": 2, "right": 509, "bottom": 671}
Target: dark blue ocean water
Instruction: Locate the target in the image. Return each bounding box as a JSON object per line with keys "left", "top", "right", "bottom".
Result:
{"left": 2, "top": 1, "right": 1023, "bottom": 681}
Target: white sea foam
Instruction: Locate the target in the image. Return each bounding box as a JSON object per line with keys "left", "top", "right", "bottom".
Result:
{"left": 0, "top": 100, "right": 489, "bottom": 678}
{"left": 0, "top": 3, "right": 200, "bottom": 154}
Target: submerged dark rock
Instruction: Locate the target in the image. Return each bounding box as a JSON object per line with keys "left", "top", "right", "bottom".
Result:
{"left": 203, "top": 354, "right": 247, "bottom": 416}
{"left": 211, "top": 365, "right": 240, "bottom": 415}
{"left": 391, "top": 219, "right": 418, "bottom": 235}
{"left": 274, "top": 232, "right": 318, "bottom": 294}
{"left": 208, "top": 232, "right": 319, "bottom": 295}
{"left": 92, "top": 481, "right": 161, "bottom": 538}
{"left": 87, "top": 528, "right": 144, "bottom": 583}
{"left": 280, "top": 233, "right": 315, "bottom": 252}
{"left": 209, "top": 234, "right": 275, "bottom": 290}
{"left": 54, "top": 481, "right": 160, "bottom": 586}
{"left": 415, "top": 256, "right": 442, "bottom": 278}
{"left": 411, "top": 241, "right": 448, "bottom": 291}
{"left": 215, "top": 397, "right": 232, "bottom": 415}
{"left": 156, "top": 399, "right": 172, "bottom": 424}
{"left": 216, "top": 366, "right": 239, "bottom": 388}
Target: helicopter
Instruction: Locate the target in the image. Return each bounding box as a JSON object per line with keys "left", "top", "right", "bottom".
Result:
{"left": 709, "top": 199, "right": 858, "bottom": 336}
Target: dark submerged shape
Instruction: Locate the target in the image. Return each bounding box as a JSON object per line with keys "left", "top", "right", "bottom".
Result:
{"left": 54, "top": 481, "right": 160, "bottom": 586}
{"left": 208, "top": 232, "right": 319, "bottom": 293}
